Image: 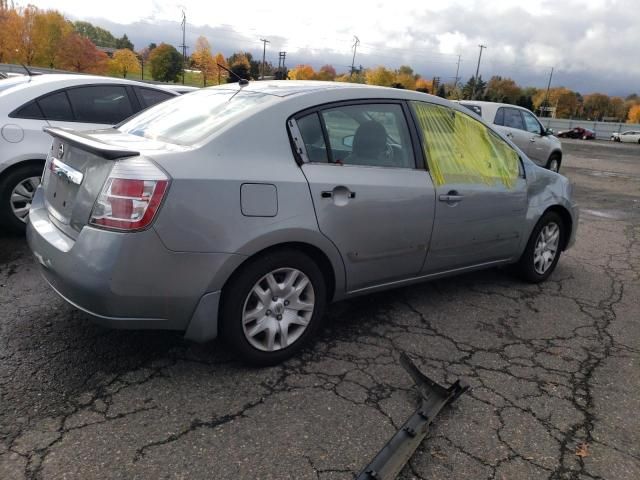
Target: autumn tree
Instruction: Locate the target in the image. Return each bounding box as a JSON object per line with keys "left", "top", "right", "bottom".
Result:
{"left": 484, "top": 76, "right": 521, "bottom": 104}
{"left": 192, "top": 36, "right": 215, "bottom": 86}
{"left": 289, "top": 64, "right": 315, "bottom": 80}
{"left": 214, "top": 53, "right": 228, "bottom": 84}
{"left": 33, "top": 10, "right": 73, "bottom": 68}
{"left": 109, "top": 48, "right": 140, "bottom": 77}
{"left": 57, "top": 32, "right": 108, "bottom": 73}
{"left": 582, "top": 93, "right": 611, "bottom": 121}
{"left": 149, "top": 43, "right": 182, "bottom": 82}
{"left": 0, "top": 5, "right": 22, "bottom": 63}
{"left": 532, "top": 87, "right": 579, "bottom": 118}
{"left": 415, "top": 78, "right": 432, "bottom": 93}
{"left": 315, "top": 64, "right": 336, "bottom": 81}
{"left": 393, "top": 65, "right": 417, "bottom": 90}
{"left": 16, "top": 5, "right": 39, "bottom": 65}
{"left": 74, "top": 20, "right": 117, "bottom": 47}
{"left": 627, "top": 104, "right": 640, "bottom": 123}
{"left": 365, "top": 66, "right": 395, "bottom": 86}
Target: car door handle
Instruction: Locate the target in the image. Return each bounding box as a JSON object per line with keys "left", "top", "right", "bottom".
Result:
{"left": 321, "top": 190, "right": 356, "bottom": 199}
{"left": 529, "top": 137, "right": 536, "bottom": 142}
{"left": 439, "top": 191, "right": 464, "bottom": 202}
{"left": 506, "top": 133, "right": 513, "bottom": 138}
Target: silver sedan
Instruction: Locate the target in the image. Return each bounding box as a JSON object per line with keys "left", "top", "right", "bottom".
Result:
{"left": 27, "top": 81, "right": 579, "bottom": 365}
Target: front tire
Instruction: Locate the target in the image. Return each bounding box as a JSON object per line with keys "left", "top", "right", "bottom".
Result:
{"left": 0, "top": 164, "right": 43, "bottom": 234}
{"left": 221, "top": 249, "right": 327, "bottom": 365}
{"left": 515, "top": 211, "right": 565, "bottom": 283}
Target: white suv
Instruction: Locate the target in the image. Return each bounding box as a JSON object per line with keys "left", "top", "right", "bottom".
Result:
{"left": 459, "top": 101, "right": 563, "bottom": 172}
{"left": 0, "top": 74, "right": 178, "bottom": 232}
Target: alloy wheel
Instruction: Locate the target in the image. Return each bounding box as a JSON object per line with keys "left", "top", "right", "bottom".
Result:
{"left": 533, "top": 222, "right": 560, "bottom": 275}
{"left": 10, "top": 176, "right": 40, "bottom": 223}
{"left": 242, "top": 267, "right": 315, "bottom": 352}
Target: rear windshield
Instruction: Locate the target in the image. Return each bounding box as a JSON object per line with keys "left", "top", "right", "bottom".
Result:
{"left": 118, "top": 88, "right": 273, "bottom": 145}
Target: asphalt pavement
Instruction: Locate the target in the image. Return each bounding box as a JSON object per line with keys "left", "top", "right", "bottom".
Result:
{"left": 0, "top": 139, "right": 638, "bottom": 479}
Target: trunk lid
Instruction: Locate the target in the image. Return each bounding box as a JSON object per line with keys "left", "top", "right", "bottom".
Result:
{"left": 41, "top": 127, "right": 175, "bottom": 239}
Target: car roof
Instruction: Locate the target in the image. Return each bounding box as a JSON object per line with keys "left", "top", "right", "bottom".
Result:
{"left": 0, "top": 74, "right": 178, "bottom": 99}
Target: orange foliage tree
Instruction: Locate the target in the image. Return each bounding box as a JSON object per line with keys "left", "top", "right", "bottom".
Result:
{"left": 289, "top": 64, "right": 315, "bottom": 80}
{"left": 57, "top": 33, "right": 108, "bottom": 74}
{"left": 628, "top": 104, "right": 640, "bottom": 123}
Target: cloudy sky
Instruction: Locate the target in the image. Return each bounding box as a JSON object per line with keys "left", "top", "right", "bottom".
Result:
{"left": 27, "top": 0, "right": 639, "bottom": 95}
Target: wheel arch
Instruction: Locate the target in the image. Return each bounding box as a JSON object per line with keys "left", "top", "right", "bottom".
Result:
{"left": 0, "top": 157, "right": 46, "bottom": 180}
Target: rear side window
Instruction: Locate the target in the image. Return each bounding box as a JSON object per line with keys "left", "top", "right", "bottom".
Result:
{"left": 136, "top": 87, "right": 175, "bottom": 108}
{"left": 411, "top": 101, "right": 520, "bottom": 188}
{"left": 502, "top": 108, "right": 525, "bottom": 130}
{"left": 318, "top": 103, "right": 415, "bottom": 168}
{"left": 67, "top": 85, "right": 134, "bottom": 124}
{"left": 12, "top": 101, "right": 44, "bottom": 119}
{"left": 296, "top": 113, "right": 329, "bottom": 163}
{"left": 38, "top": 91, "right": 74, "bottom": 121}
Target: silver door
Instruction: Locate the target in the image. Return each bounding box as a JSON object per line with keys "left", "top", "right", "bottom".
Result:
{"left": 521, "top": 110, "right": 550, "bottom": 164}
{"left": 411, "top": 102, "right": 528, "bottom": 273}
{"left": 495, "top": 107, "right": 533, "bottom": 160}
{"left": 294, "top": 103, "right": 436, "bottom": 291}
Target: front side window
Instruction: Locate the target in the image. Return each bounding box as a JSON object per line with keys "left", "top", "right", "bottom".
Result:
{"left": 411, "top": 101, "right": 520, "bottom": 189}
{"left": 522, "top": 111, "right": 542, "bottom": 134}
{"left": 67, "top": 85, "right": 134, "bottom": 124}
{"left": 318, "top": 103, "right": 415, "bottom": 168}
{"left": 502, "top": 108, "right": 525, "bottom": 130}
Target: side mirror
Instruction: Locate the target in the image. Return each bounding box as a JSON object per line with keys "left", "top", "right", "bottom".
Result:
{"left": 545, "top": 128, "right": 554, "bottom": 135}
{"left": 342, "top": 135, "right": 354, "bottom": 148}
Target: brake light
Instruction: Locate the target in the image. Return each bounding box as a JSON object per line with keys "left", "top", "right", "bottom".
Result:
{"left": 90, "top": 158, "right": 169, "bottom": 231}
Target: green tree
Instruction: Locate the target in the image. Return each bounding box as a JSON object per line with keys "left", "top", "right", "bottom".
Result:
{"left": 484, "top": 76, "right": 521, "bottom": 104}
{"left": 462, "top": 76, "right": 486, "bottom": 100}
{"left": 148, "top": 43, "right": 182, "bottom": 82}
{"left": 226, "top": 52, "right": 250, "bottom": 82}
{"left": 74, "top": 20, "right": 117, "bottom": 47}
{"left": 115, "top": 33, "right": 133, "bottom": 50}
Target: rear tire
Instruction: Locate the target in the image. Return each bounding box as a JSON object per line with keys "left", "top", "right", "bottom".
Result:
{"left": 515, "top": 211, "right": 565, "bottom": 283}
{"left": 0, "top": 164, "right": 43, "bottom": 234}
{"left": 220, "top": 249, "right": 327, "bottom": 365}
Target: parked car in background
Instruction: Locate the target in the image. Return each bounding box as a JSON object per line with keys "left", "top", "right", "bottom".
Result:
{"left": 27, "top": 81, "right": 579, "bottom": 365}
{"left": 0, "top": 74, "right": 179, "bottom": 232}
{"left": 557, "top": 127, "right": 595, "bottom": 140}
{"left": 610, "top": 130, "right": 640, "bottom": 143}
{"left": 458, "top": 101, "right": 563, "bottom": 172}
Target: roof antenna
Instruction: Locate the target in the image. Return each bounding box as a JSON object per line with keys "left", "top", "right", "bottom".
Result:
{"left": 21, "top": 63, "right": 34, "bottom": 77}
{"left": 216, "top": 63, "right": 249, "bottom": 86}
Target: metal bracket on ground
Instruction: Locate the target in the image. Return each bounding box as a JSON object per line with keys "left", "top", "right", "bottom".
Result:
{"left": 356, "top": 353, "right": 470, "bottom": 480}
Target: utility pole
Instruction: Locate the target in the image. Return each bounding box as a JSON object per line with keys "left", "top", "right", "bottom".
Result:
{"left": 541, "top": 67, "right": 554, "bottom": 117}
{"left": 260, "top": 38, "right": 270, "bottom": 80}
{"left": 350, "top": 36, "right": 360, "bottom": 78}
{"left": 179, "top": 9, "right": 187, "bottom": 85}
{"left": 454, "top": 54, "right": 461, "bottom": 88}
{"left": 277, "top": 51, "right": 287, "bottom": 79}
{"left": 472, "top": 44, "right": 486, "bottom": 99}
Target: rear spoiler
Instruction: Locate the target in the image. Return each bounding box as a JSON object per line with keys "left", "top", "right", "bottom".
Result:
{"left": 43, "top": 127, "right": 139, "bottom": 160}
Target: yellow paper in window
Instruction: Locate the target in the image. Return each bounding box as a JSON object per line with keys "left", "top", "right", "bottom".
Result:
{"left": 412, "top": 102, "right": 519, "bottom": 189}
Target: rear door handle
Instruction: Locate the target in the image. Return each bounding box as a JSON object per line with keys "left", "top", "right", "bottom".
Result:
{"left": 321, "top": 189, "right": 356, "bottom": 199}
{"left": 529, "top": 137, "right": 536, "bottom": 142}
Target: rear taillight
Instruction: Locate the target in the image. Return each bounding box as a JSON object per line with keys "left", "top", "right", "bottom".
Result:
{"left": 90, "top": 158, "right": 169, "bottom": 231}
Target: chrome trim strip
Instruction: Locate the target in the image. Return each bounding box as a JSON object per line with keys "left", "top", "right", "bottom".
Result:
{"left": 51, "top": 158, "right": 83, "bottom": 185}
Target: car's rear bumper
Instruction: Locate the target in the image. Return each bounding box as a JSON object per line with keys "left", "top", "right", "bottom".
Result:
{"left": 26, "top": 188, "right": 243, "bottom": 342}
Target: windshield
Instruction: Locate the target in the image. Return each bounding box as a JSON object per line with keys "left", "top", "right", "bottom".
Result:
{"left": 118, "top": 88, "right": 274, "bottom": 145}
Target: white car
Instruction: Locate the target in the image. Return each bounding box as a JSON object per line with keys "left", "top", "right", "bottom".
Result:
{"left": 0, "top": 74, "right": 179, "bottom": 232}
{"left": 459, "top": 101, "right": 563, "bottom": 172}
{"left": 610, "top": 130, "right": 640, "bottom": 143}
